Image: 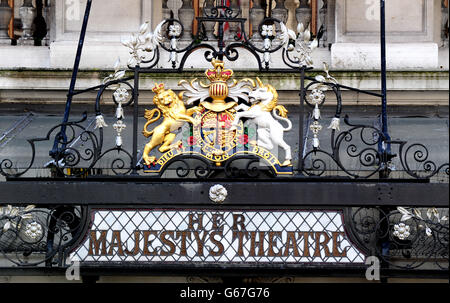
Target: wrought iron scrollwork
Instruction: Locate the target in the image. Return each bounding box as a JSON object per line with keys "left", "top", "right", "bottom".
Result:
{"left": 299, "top": 71, "right": 448, "bottom": 180}
{"left": 0, "top": 119, "right": 133, "bottom": 178}
{"left": 0, "top": 70, "right": 136, "bottom": 178}
{"left": 302, "top": 114, "right": 450, "bottom": 180}
{"left": 158, "top": 154, "right": 276, "bottom": 179}
{"left": 350, "top": 207, "right": 449, "bottom": 270}
{"left": 0, "top": 116, "right": 134, "bottom": 178}
{"left": 0, "top": 1, "right": 447, "bottom": 182}
{"left": 201, "top": 3, "right": 242, "bottom": 20}
{"left": 121, "top": 4, "right": 307, "bottom": 72}
{"left": 394, "top": 141, "right": 450, "bottom": 179}
{"left": 1, "top": 115, "right": 98, "bottom": 178}
{"left": 0, "top": 205, "right": 87, "bottom": 266}
{"left": 224, "top": 155, "right": 270, "bottom": 178}
{"left": 162, "top": 155, "right": 212, "bottom": 179}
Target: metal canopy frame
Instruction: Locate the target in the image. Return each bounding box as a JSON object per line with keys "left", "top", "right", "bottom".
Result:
{"left": 0, "top": 179, "right": 448, "bottom": 207}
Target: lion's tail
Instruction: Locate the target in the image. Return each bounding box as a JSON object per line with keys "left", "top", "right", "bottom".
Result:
{"left": 272, "top": 105, "right": 292, "bottom": 132}
{"left": 142, "top": 109, "right": 161, "bottom": 138}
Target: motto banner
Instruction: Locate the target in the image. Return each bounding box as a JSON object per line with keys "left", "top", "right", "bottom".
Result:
{"left": 70, "top": 209, "right": 366, "bottom": 265}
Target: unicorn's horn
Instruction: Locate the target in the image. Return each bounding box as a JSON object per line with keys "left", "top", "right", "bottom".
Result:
{"left": 256, "top": 77, "right": 264, "bottom": 88}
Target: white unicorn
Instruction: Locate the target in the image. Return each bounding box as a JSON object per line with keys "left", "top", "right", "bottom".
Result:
{"left": 230, "top": 78, "right": 293, "bottom": 166}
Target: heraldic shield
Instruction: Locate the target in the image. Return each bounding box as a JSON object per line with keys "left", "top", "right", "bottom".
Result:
{"left": 141, "top": 59, "right": 294, "bottom": 176}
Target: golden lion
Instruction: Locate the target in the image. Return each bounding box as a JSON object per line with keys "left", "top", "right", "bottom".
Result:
{"left": 142, "top": 83, "right": 199, "bottom": 165}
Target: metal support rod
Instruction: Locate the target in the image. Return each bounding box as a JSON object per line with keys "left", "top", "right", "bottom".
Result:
{"left": 50, "top": 0, "right": 92, "bottom": 159}
{"left": 378, "top": 0, "right": 393, "bottom": 179}
{"left": 298, "top": 66, "right": 306, "bottom": 174}
{"left": 379, "top": 0, "right": 391, "bottom": 153}
{"left": 218, "top": 20, "right": 224, "bottom": 59}
{"left": 131, "top": 66, "right": 140, "bottom": 175}
{"left": 217, "top": 1, "right": 225, "bottom": 59}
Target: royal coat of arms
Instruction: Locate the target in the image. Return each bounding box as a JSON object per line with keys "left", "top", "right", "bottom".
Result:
{"left": 141, "top": 59, "right": 293, "bottom": 176}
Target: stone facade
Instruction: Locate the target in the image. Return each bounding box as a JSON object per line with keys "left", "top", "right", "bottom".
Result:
{"left": 0, "top": 0, "right": 447, "bottom": 68}
{"left": 0, "top": 0, "right": 448, "bottom": 107}
{"left": 333, "top": 0, "right": 442, "bottom": 70}
{"left": 0, "top": 0, "right": 448, "bottom": 105}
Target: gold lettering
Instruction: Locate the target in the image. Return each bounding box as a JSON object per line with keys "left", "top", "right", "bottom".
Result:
{"left": 314, "top": 232, "right": 332, "bottom": 257}
{"left": 124, "top": 231, "right": 140, "bottom": 256}
{"left": 232, "top": 214, "right": 246, "bottom": 230}
{"left": 268, "top": 231, "right": 282, "bottom": 257}
{"left": 88, "top": 230, "right": 108, "bottom": 256}
{"left": 143, "top": 231, "right": 158, "bottom": 256}
{"left": 283, "top": 231, "right": 300, "bottom": 257}
{"left": 332, "top": 232, "right": 348, "bottom": 257}
{"left": 300, "top": 232, "right": 311, "bottom": 257}
{"left": 249, "top": 231, "right": 265, "bottom": 257}
{"left": 193, "top": 231, "right": 208, "bottom": 256}
{"left": 108, "top": 231, "right": 124, "bottom": 256}
{"left": 209, "top": 231, "right": 224, "bottom": 256}
{"left": 176, "top": 231, "right": 191, "bottom": 256}
{"left": 212, "top": 214, "right": 224, "bottom": 231}
{"left": 232, "top": 231, "right": 248, "bottom": 256}
{"left": 188, "top": 213, "right": 204, "bottom": 230}
{"left": 160, "top": 231, "right": 176, "bottom": 256}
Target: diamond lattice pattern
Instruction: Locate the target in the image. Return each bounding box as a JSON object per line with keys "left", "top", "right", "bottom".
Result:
{"left": 70, "top": 210, "right": 366, "bottom": 264}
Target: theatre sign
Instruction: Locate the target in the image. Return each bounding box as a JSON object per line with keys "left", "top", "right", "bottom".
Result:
{"left": 70, "top": 210, "right": 366, "bottom": 265}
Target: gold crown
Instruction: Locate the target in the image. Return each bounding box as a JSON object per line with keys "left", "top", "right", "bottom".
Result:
{"left": 152, "top": 83, "right": 165, "bottom": 94}
{"left": 205, "top": 59, "right": 233, "bottom": 83}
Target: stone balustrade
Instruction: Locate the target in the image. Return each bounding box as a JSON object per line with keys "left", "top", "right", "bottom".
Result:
{"left": 443, "top": 0, "right": 449, "bottom": 47}
{"left": 0, "top": 0, "right": 447, "bottom": 71}
{"left": 0, "top": 0, "right": 50, "bottom": 46}
{"left": 0, "top": 0, "right": 447, "bottom": 50}
{"left": 0, "top": 0, "right": 12, "bottom": 45}
{"left": 163, "top": 0, "right": 329, "bottom": 47}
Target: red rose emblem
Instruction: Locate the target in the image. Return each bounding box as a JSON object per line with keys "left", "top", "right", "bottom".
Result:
{"left": 188, "top": 136, "right": 197, "bottom": 146}
{"left": 218, "top": 114, "right": 232, "bottom": 128}
{"left": 238, "top": 134, "right": 249, "bottom": 145}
